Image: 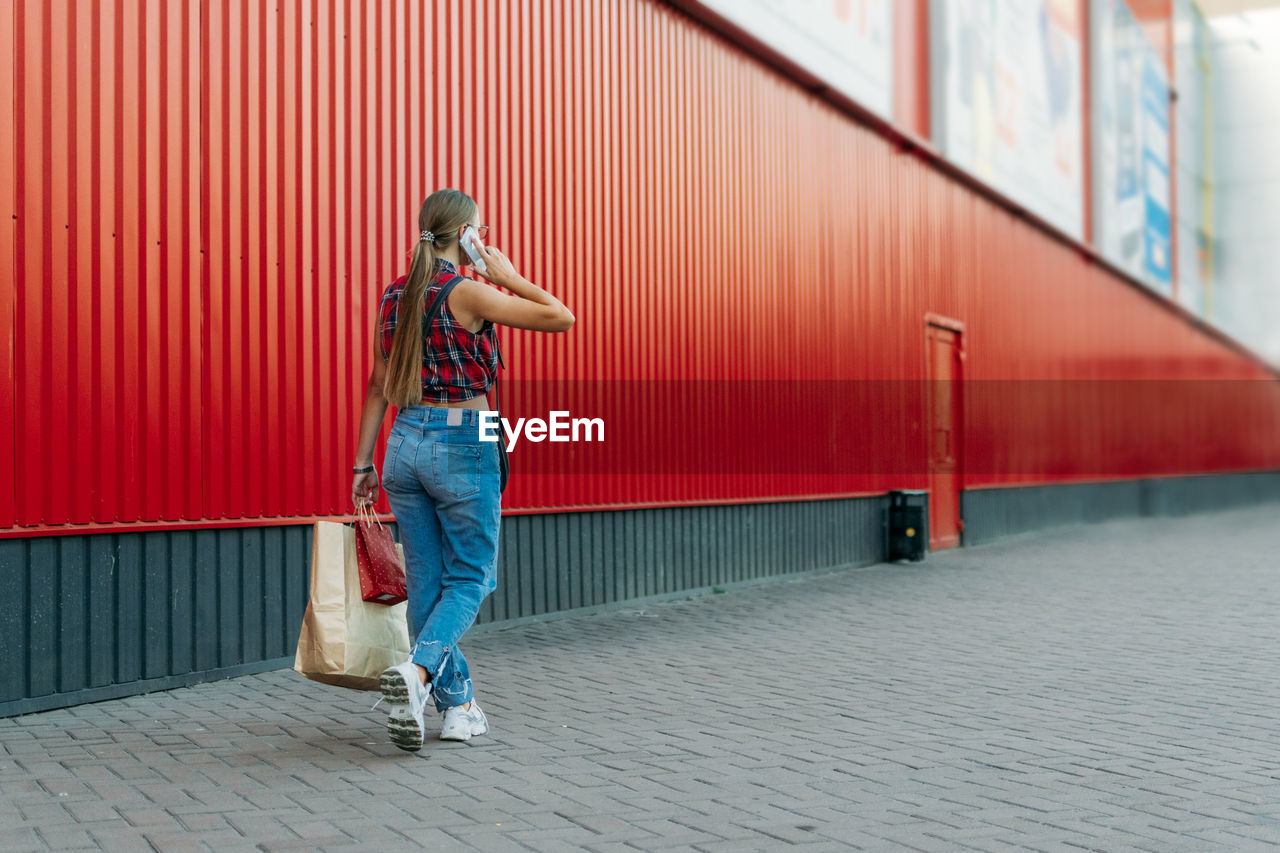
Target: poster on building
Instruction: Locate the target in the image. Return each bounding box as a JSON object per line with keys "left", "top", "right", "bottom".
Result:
{"left": 931, "top": 0, "right": 1085, "bottom": 240}
{"left": 697, "top": 0, "right": 893, "bottom": 118}
{"left": 1141, "top": 54, "right": 1172, "bottom": 285}
{"left": 1092, "top": 0, "right": 1173, "bottom": 294}
{"left": 1172, "top": 0, "right": 1212, "bottom": 316}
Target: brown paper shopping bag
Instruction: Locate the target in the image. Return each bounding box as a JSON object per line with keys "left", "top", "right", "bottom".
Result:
{"left": 294, "top": 520, "right": 410, "bottom": 691}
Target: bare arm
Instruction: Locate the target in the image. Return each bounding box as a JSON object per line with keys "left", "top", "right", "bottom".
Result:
{"left": 351, "top": 329, "right": 390, "bottom": 507}
{"left": 451, "top": 245, "right": 575, "bottom": 332}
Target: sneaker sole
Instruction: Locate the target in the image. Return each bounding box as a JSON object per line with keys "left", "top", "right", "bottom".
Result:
{"left": 380, "top": 669, "right": 424, "bottom": 752}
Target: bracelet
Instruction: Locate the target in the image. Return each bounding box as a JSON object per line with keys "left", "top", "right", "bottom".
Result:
{"left": 352, "top": 465, "right": 376, "bottom": 474}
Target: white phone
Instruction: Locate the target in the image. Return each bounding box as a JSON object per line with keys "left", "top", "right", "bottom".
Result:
{"left": 460, "top": 226, "right": 488, "bottom": 274}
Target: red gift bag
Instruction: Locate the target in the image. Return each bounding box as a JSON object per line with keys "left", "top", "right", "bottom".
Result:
{"left": 353, "top": 504, "right": 408, "bottom": 605}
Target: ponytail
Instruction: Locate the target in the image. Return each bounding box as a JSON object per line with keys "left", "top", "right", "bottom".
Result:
{"left": 383, "top": 188, "right": 477, "bottom": 408}
{"left": 383, "top": 240, "right": 436, "bottom": 408}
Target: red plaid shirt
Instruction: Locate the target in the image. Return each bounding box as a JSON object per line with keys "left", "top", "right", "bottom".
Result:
{"left": 378, "top": 259, "right": 500, "bottom": 403}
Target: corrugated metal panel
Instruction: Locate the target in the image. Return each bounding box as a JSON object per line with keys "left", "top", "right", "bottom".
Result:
{"left": 1, "top": 1, "right": 14, "bottom": 529}
{"left": 8, "top": 0, "right": 204, "bottom": 529}
{"left": 0, "top": 524, "right": 311, "bottom": 716}
{"left": 5, "top": 0, "right": 1280, "bottom": 535}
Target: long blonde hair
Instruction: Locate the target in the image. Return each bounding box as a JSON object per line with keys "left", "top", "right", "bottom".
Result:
{"left": 383, "top": 189, "right": 478, "bottom": 408}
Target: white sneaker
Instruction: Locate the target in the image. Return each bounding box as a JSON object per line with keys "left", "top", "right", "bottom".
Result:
{"left": 439, "top": 701, "right": 489, "bottom": 742}
{"left": 379, "top": 661, "right": 431, "bottom": 752}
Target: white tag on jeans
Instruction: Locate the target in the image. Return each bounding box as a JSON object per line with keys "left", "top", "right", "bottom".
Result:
{"left": 447, "top": 408, "right": 463, "bottom": 426}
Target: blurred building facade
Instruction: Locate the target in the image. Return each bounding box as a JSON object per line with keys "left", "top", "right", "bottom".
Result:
{"left": 1205, "top": 8, "right": 1280, "bottom": 365}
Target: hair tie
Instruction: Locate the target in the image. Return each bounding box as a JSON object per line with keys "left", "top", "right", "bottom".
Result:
{"left": 420, "top": 230, "right": 435, "bottom": 244}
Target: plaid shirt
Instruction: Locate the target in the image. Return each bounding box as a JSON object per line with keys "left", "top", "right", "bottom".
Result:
{"left": 378, "top": 259, "right": 500, "bottom": 403}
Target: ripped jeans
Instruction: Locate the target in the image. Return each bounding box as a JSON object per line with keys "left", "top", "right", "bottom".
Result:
{"left": 381, "top": 405, "right": 501, "bottom": 712}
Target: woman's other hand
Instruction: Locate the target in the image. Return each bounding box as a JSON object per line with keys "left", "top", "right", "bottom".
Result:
{"left": 352, "top": 471, "right": 379, "bottom": 508}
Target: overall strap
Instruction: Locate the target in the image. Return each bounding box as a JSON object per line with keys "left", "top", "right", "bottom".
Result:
{"left": 421, "top": 274, "right": 466, "bottom": 327}
{"left": 423, "top": 274, "right": 503, "bottom": 370}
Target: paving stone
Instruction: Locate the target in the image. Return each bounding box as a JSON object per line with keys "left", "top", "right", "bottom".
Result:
{"left": 136, "top": 831, "right": 206, "bottom": 853}
{"left": 80, "top": 827, "right": 155, "bottom": 850}
{"left": 255, "top": 839, "right": 347, "bottom": 852}
{"left": 0, "top": 829, "right": 47, "bottom": 853}
{"left": 30, "top": 828, "right": 95, "bottom": 851}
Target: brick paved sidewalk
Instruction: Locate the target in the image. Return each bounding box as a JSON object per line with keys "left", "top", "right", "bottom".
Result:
{"left": 3, "top": 504, "right": 1280, "bottom": 852}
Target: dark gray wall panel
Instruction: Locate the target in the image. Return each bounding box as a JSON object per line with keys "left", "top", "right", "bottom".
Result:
{"left": 217, "top": 531, "right": 241, "bottom": 668}
{"left": 0, "top": 540, "right": 28, "bottom": 703}
{"left": 115, "top": 535, "right": 143, "bottom": 684}
{"left": 58, "top": 537, "right": 87, "bottom": 693}
{"left": 475, "top": 497, "right": 889, "bottom": 626}
{"left": 86, "top": 536, "right": 115, "bottom": 689}
{"left": 170, "top": 532, "right": 195, "bottom": 677}
{"left": 192, "top": 530, "right": 219, "bottom": 673}
{"left": 143, "top": 534, "right": 170, "bottom": 680}
{"left": 28, "top": 538, "right": 58, "bottom": 698}
{"left": 1, "top": 526, "right": 313, "bottom": 719}
{"left": 1143, "top": 471, "right": 1280, "bottom": 516}
{"left": 240, "top": 530, "right": 264, "bottom": 665}
{"left": 962, "top": 470, "right": 1280, "bottom": 546}
{"left": 262, "top": 529, "right": 284, "bottom": 662}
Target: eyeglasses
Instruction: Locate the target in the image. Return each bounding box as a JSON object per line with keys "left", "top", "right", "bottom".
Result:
{"left": 470, "top": 224, "right": 489, "bottom": 240}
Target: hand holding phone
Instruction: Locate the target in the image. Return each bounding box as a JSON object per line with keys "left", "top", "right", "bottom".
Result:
{"left": 473, "top": 245, "right": 521, "bottom": 290}
{"left": 460, "top": 226, "right": 488, "bottom": 275}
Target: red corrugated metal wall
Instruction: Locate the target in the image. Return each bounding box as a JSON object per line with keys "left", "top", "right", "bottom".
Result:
{"left": 1, "top": 2, "right": 15, "bottom": 530}
{"left": 4, "top": 0, "right": 1280, "bottom": 533}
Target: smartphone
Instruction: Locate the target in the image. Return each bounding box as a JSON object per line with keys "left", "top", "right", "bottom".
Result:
{"left": 460, "top": 226, "right": 488, "bottom": 274}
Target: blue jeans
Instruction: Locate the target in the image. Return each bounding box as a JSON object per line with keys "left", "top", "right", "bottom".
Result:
{"left": 381, "top": 405, "right": 502, "bottom": 712}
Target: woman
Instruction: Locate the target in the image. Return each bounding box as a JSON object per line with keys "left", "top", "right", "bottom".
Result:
{"left": 351, "top": 188, "right": 574, "bottom": 751}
